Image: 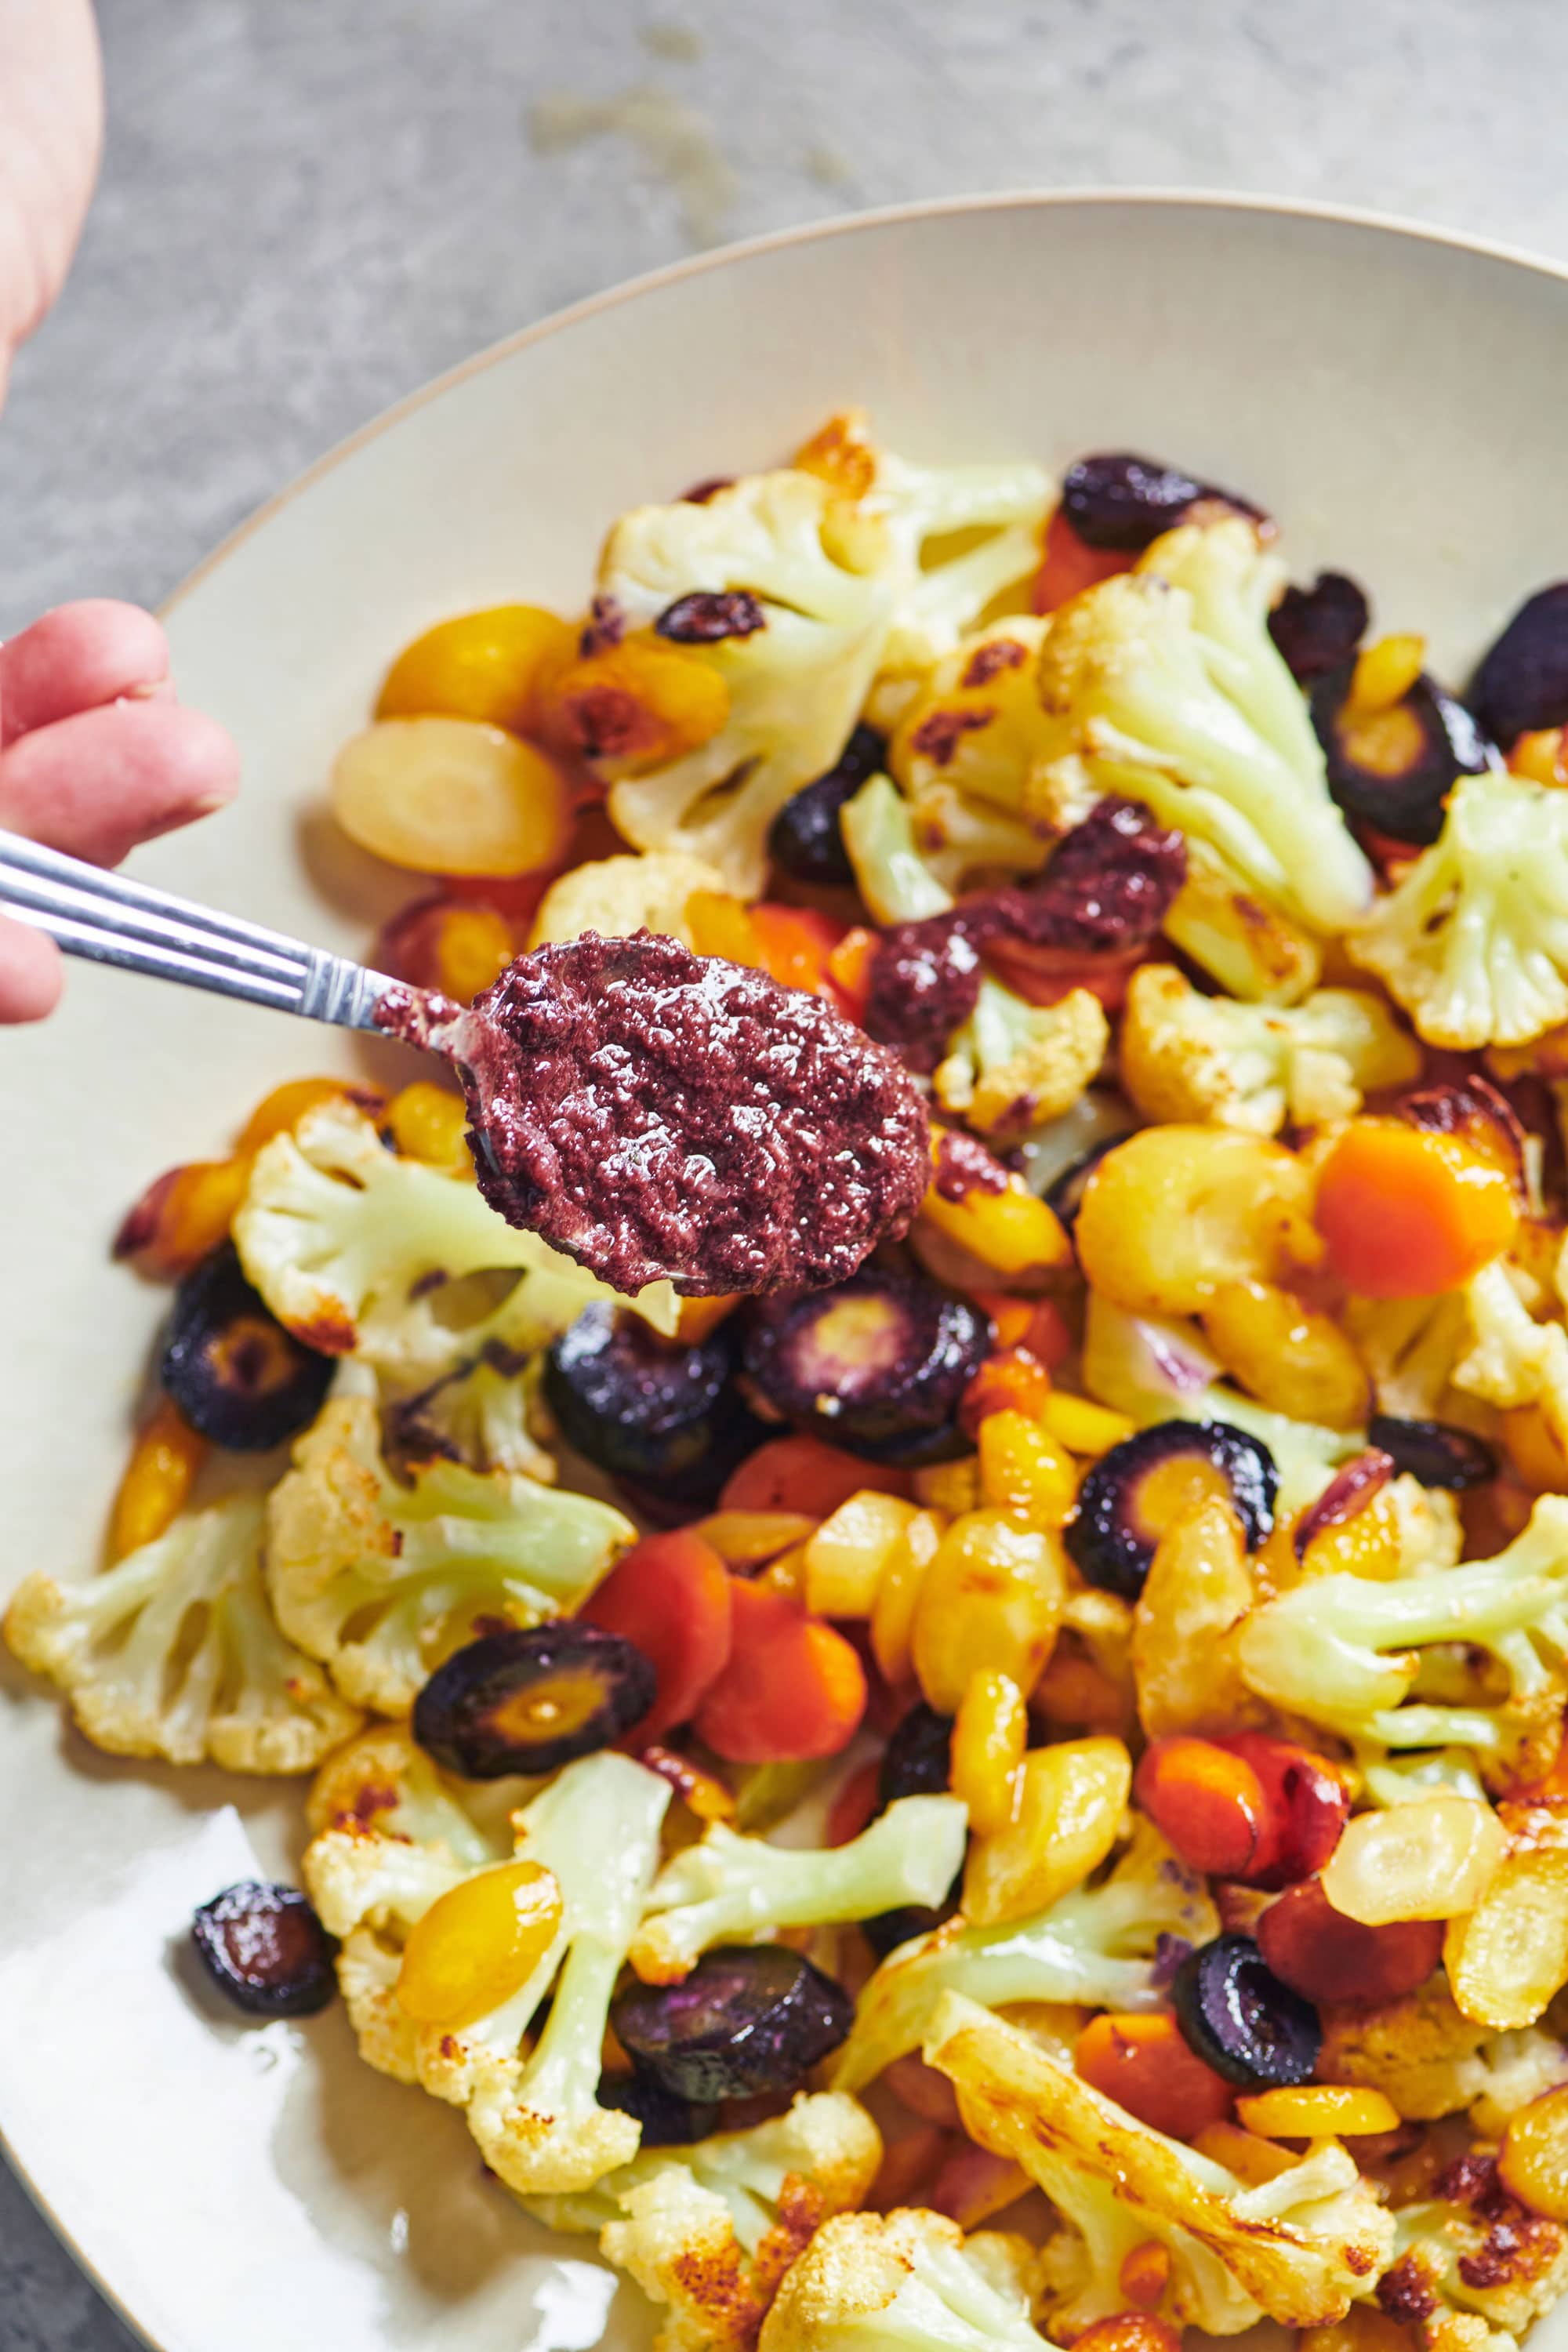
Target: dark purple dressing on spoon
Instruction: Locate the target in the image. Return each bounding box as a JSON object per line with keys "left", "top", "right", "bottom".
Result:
{"left": 376, "top": 930, "right": 931, "bottom": 1298}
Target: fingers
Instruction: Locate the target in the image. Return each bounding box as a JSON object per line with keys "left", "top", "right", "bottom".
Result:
{"left": 1, "top": 600, "right": 171, "bottom": 744}
{"left": 0, "top": 699, "right": 240, "bottom": 866}
{"left": 0, "top": 910, "right": 62, "bottom": 1022}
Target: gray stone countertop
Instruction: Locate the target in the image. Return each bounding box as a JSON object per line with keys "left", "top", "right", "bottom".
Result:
{"left": 5, "top": 0, "right": 1568, "bottom": 2340}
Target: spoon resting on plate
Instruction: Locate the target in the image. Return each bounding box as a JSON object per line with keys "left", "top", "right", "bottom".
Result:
{"left": 0, "top": 826, "right": 931, "bottom": 1298}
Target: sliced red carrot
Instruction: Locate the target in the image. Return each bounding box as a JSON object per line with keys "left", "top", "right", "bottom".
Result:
{"left": 1256, "top": 1878, "right": 1444, "bottom": 2005}
{"left": 694, "top": 1578, "right": 867, "bottom": 1762}
{"left": 1075, "top": 2011, "right": 1233, "bottom": 2139}
{"left": 1211, "top": 1731, "right": 1349, "bottom": 1889}
{"left": 719, "top": 1434, "right": 913, "bottom": 1516}
{"left": 581, "top": 1529, "right": 733, "bottom": 1744}
{"left": 1022, "top": 1299, "right": 1073, "bottom": 1369}
{"left": 928, "top": 2140, "right": 1033, "bottom": 2230}
{"left": 985, "top": 936, "right": 1148, "bottom": 1012}
{"left": 826, "top": 1756, "right": 881, "bottom": 1848}
{"left": 867, "top": 2122, "right": 949, "bottom": 2212}
{"left": 883, "top": 2052, "right": 963, "bottom": 2129}
{"left": 1032, "top": 507, "right": 1137, "bottom": 613}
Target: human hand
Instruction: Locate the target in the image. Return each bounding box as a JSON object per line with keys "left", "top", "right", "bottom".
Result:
{"left": 0, "top": 0, "right": 102, "bottom": 401}
{"left": 0, "top": 6, "right": 241, "bottom": 1023}
{"left": 1, "top": 603, "right": 239, "bottom": 1020}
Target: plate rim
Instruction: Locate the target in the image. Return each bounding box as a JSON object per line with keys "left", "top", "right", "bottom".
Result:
{"left": 14, "top": 180, "right": 1568, "bottom": 2352}
{"left": 162, "top": 180, "right": 1568, "bottom": 624}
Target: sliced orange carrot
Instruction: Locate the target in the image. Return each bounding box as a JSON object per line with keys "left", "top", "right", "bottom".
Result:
{"left": 959, "top": 1345, "right": 1054, "bottom": 1437}
{"left": 972, "top": 1292, "right": 1037, "bottom": 1351}
{"left": 1032, "top": 507, "right": 1136, "bottom": 614}
{"left": 826, "top": 924, "right": 878, "bottom": 1022}
{"left": 694, "top": 1579, "right": 867, "bottom": 1762}
{"left": 748, "top": 902, "right": 850, "bottom": 1000}
{"left": 719, "top": 1434, "right": 913, "bottom": 1516}
{"left": 580, "top": 1529, "right": 733, "bottom": 1745}
{"left": 1314, "top": 1116, "right": 1518, "bottom": 1298}
{"left": 1134, "top": 1736, "right": 1266, "bottom": 1879}
{"left": 1075, "top": 2011, "right": 1233, "bottom": 2138}
{"left": 1069, "top": 2317, "right": 1185, "bottom": 2352}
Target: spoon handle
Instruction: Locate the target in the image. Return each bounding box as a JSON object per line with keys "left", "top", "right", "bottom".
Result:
{"left": 0, "top": 827, "right": 397, "bottom": 1031}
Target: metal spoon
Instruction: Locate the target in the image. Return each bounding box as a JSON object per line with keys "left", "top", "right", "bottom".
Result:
{"left": 0, "top": 824, "right": 443, "bottom": 1041}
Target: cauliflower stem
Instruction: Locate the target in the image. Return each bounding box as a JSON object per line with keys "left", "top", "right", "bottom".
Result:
{"left": 630, "top": 1795, "right": 969, "bottom": 1983}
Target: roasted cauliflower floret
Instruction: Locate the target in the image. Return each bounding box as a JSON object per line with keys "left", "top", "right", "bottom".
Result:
{"left": 629, "top": 1795, "right": 970, "bottom": 1983}
{"left": 925, "top": 1994, "right": 1394, "bottom": 2334}
{"left": 1031, "top": 521, "right": 1372, "bottom": 935}
{"left": 304, "top": 1721, "right": 512, "bottom": 1858}
{"left": 832, "top": 1819, "right": 1216, "bottom": 2092}
{"left": 1377, "top": 2159, "right": 1568, "bottom": 2352}
{"left": 528, "top": 2093, "right": 882, "bottom": 2352}
{"left": 593, "top": 470, "right": 897, "bottom": 895}
{"left": 890, "top": 615, "right": 1059, "bottom": 834}
{"left": 234, "top": 1099, "right": 675, "bottom": 1381}
{"left": 384, "top": 1345, "right": 555, "bottom": 1482}
{"left": 935, "top": 977, "right": 1109, "bottom": 1140}
{"left": 1348, "top": 768, "right": 1568, "bottom": 1051}
{"left": 1319, "top": 1976, "right": 1568, "bottom": 2135}
{"left": 757, "top": 2207, "right": 1058, "bottom": 2352}
{"left": 4, "top": 1494, "right": 360, "bottom": 1772}
{"left": 305, "top": 1749, "right": 670, "bottom": 2195}
{"left": 265, "top": 1392, "right": 634, "bottom": 1711}
{"left": 1162, "top": 833, "right": 1325, "bottom": 1005}
{"left": 796, "top": 408, "right": 1052, "bottom": 686}
{"left": 1120, "top": 962, "right": 1420, "bottom": 1135}
{"left": 528, "top": 848, "right": 728, "bottom": 949}
{"left": 1237, "top": 1494, "right": 1568, "bottom": 1770}
{"left": 1453, "top": 1258, "right": 1568, "bottom": 1449}
{"left": 1345, "top": 1289, "right": 1476, "bottom": 1425}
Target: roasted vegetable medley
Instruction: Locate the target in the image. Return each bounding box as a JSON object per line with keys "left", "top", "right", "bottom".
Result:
{"left": 16, "top": 408, "right": 1568, "bottom": 2352}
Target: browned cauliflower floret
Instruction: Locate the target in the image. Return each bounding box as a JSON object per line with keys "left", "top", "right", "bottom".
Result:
{"left": 925, "top": 1993, "right": 1393, "bottom": 2335}
{"left": 1321, "top": 1976, "right": 1568, "bottom": 2135}
{"left": 528, "top": 848, "right": 728, "bottom": 948}
{"left": 4, "top": 1494, "right": 359, "bottom": 1772}
{"left": 757, "top": 2208, "right": 1056, "bottom": 2352}
{"left": 265, "top": 1392, "right": 634, "bottom": 1712}
{"left": 1120, "top": 962, "right": 1419, "bottom": 1134}
{"left": 234, "top": 1098, "right": 675, "bottom": 1381}
{"left": 527, "top": 2094, "right": 882, "bottom": 2352}
{"left": 935, "top": 978, "right": 1109, "bottom": 1140}
{"left": 303, "top": 1750, "right": 671, "bottom": 2196}
{"left": 1377, "top": 2154, "right": 1568, "bottom": 2352}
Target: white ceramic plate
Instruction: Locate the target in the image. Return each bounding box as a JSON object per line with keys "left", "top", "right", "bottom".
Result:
{"left": 5, "top": 191, "right": 1568, "bottom": 2352}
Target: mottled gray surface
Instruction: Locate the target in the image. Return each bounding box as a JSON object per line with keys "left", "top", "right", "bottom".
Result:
{"left": 5, "top": 0, "right": 1568, "bottom": 2339}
